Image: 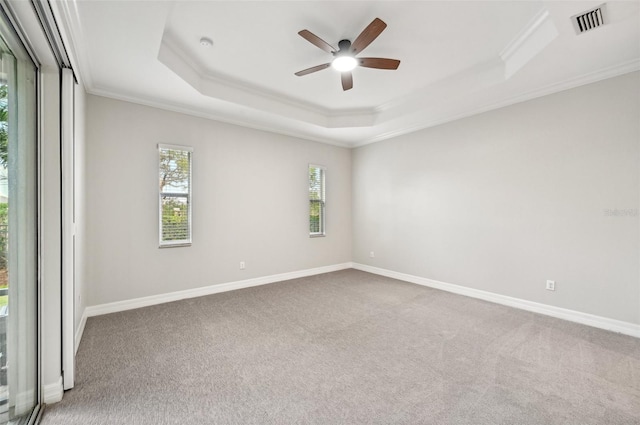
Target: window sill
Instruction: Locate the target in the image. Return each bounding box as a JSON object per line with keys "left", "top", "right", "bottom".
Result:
{"left": 309, "top": 234, "right": 326, "bottom": 238}
{"left": 159, "top": 242, "right": 192, "bottom": 248}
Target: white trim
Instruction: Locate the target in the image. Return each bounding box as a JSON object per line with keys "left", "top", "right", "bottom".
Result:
{"left": 158, "top": 143, "right": 193, "bottom": 152}
{"left": 356, "top": 60, "right": 640, "bottom": 147}
{"left": 49, "top": 0, "right": 92, "bottom": 88}
{"left": 74, "top": 308, "right": 87, "bottom": 354}
{"left": 87, "top": 58, "right": 640, "bottom": 149}
{"left": 87, "top": 88, "right": 353, "bottom": 148}
{"left": 52, "top": 0, "right": 640, "bottom": 150}
{"left": 352, "top": 263, "right": 640, "bottom": 339}
{"left": 84, "top": 263, "right": 352, "bottom": 318}
{"left": 157, "top": 32, "right": 375, "bottom": 129}
{"left": 499, "top": 8, "right": 558, "bottom": 80}
{"left": 500, "top": 8, "right": 551, "bottom": 64}
{"left": 42, "top": 377, "right": 63, "bottom": 404}
{"left": 61, "top": 67, "right": 75, "bottom": 391}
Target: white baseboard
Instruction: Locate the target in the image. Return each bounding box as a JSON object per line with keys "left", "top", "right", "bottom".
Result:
{"left": 353, "top": 263, "right": 640, "bottom": 339}
{"left": 43, "top": 377, "right": 63, "bottom": 404}
{"left": 85, "top": 263, "right": 353, "bottom": 318}
{"left": 75, "top": 309, "right": 87, "bottom": 354}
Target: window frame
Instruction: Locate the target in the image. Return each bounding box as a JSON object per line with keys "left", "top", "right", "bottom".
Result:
{"left": 309, "top": 164, "right": 326, "bottom": 237}
{"left": 158, "top": 143, "right": 193, "bottom": 248}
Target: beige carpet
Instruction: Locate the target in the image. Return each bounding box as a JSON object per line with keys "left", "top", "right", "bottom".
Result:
{"left": 41, "top": 270, "right": 640, "bottom": 424}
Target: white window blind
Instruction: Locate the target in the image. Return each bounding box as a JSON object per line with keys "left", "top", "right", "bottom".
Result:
{"left": 159, "top": 144, "right": 192, "bottom": 247}
{"left": 309, "top": 164, "right": 325, "bottom": 236}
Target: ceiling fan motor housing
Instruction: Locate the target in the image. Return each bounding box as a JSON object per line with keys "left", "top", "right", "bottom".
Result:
{"left": 335, "top": 39, "right": 352, "bottom": 55}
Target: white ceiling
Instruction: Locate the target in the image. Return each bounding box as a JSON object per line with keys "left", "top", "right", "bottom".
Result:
{"left": 53, "top": 1, "right": 640, "bottom": 147}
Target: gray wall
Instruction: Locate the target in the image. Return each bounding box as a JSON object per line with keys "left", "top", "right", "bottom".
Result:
{"left": 353, "top": 72, "right": 640, "bottom": 324}
{"left": 85, "top": 95, "right": 352, "bottom": 306}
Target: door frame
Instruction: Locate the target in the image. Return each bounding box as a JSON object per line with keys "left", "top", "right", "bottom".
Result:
{"left": 61, "top": 67, "right": 75, "bottom": 390}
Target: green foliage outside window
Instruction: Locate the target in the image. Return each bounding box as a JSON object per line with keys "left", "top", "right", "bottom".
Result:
{"left": 161, "top": 197, "right": 189, "bottom": 241}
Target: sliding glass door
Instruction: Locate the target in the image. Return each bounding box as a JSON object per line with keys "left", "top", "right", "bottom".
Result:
{"left": 0, "top": 7, "right": 39, "bottom": 425}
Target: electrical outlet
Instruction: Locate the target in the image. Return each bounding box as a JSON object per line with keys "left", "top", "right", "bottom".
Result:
{"left": 546, "top": 280, "right": 555, "bottom": 291}
{"left": 240, "top": 261, "right": 246, "bottom": 270}
{"left": 369, "top": 251, "right": 375, "bottom": 258}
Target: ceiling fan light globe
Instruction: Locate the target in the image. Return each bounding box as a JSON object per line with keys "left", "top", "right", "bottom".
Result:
{"left": 331, "top": 56, "right": 357, "bottom": 72}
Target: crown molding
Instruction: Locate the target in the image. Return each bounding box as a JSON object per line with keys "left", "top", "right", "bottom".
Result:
{"left": 353, "top": 59, "right": 640, "bottom": 147}
{"left": 89, "top": 57, "right": 639, "bottom": 150}
{"left": 54, "top": 0, "right": 640, "bottom": 149}
{"left": 158, "top": 31, "right": 376, "bottom": 129}
{"left": 500, "top": 8, "right": 558, "bottom": 80}
{"left": 485, "top": 57, "right": 640, "bottom": 112}
{"left": 50, "top": 0, "right": 94, "bottom": 89}
{"left": 87, "top": 86, "right": 354, "bottom": 148}
{"left": 373, "top": 8, "right": 559, "bottom": 121}
{"left": 501, "top": 8, "right": 551, "bottom": 62}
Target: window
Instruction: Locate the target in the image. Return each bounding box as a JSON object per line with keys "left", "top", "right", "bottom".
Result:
{"left": 159, "top": 144, "right": 192, "bottom": 247}
{"left": 0, "top": 10, "right": 39, "bottom": 420}
{"left": 309, "top": 164, "right": 325, "bottom": 236}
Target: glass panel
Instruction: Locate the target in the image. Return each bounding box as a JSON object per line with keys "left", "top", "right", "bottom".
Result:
{"left": 159, "top": 148, "right": 190, "bottom": 194}
{"left": 309, "top": 200, "right": 322, "bottom": 233}
{"left": 0, "top": 11, "right": 38, "bottom": 425}
{"left": 161, "top": 195, "right": 189, "bottom": 242}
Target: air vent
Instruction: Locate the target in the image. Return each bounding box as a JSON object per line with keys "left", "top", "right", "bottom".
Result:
{"left": 572, "top": 4, "right": 607, "bottom": 34}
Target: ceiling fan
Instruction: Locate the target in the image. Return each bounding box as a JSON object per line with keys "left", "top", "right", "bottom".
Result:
{"left": 295, "top": 18, "right": 401, "bottom": 91}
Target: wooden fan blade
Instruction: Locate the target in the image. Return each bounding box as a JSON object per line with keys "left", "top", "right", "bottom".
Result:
{"left": 351, "top": 18, "right": 387, "bottom": 54}
{"left": 298, "top": 30, "right": 336, "bottom": 53}
{"left": 358, "top": 58, "right": 401, "bottom": 70}
{"left": 341, "top": 72, "right": 353, "bottom": 91}
{"left": 295, "top": 63, "right": 331, "bottom": 76}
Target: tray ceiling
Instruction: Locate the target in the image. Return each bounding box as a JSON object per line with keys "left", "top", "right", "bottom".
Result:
{"left": 53, "top": 1, "right": 640, "bottom": 147}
